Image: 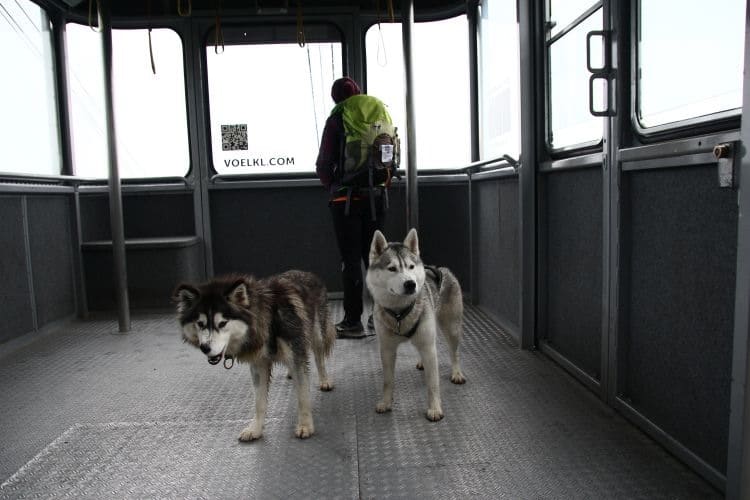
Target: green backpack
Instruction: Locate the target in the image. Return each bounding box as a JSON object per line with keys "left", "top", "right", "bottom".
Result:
{"left": 334, "top": 95, "right": 401, "bottom": 192}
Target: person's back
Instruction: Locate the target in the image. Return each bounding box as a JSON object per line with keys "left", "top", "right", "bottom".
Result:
{"left": 315, "top": 77, "right": 394, "bottom": 338}
{"left": 333, "top": 94, "right": 397, "bottom": 193}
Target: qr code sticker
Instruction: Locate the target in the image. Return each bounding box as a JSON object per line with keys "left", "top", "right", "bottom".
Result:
{"left": 221, "top": 124, "right": 248, "bottom": 151}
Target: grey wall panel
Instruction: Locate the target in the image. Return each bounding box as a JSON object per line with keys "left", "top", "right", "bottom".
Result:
{"left": 418, "top": 183, "right": 471, "bottom": 289}
{"left": 380, "top": 183, "right": 408, "bottom": 247}
{"left": 84, "top": 243, "right": 202, "bottom": 310}
{"left": 209, "top": 187, "right": 343, "bottom": 291}
{"left": 542, "top": 169, "right": 603, "bottom": 379}
{"left": 80, "top": 192, "right": 194, "bottom": 241}
{"left": 475, "top": 178, "right": 520, "bottom": 337}
{"left": 622, "top": 165, "right": 736, "bottom": 474}
{"left": 0, "top": 197, "right": 34, "bottom": 342}
{"left": 27, "top": 196, "right": 76, "bottom": 326}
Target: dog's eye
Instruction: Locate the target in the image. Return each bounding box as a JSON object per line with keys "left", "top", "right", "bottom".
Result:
{"left": 388, "top": 266, "right": 397, "bottom": 272}
{"left": 218, "top": 320, "right": 228, "bottom": 329}
{"left": 196, "top": 321, "right": 206, "bottom": 329}
{"left": 409, "top": 264, "right": 415, "bottom": 270}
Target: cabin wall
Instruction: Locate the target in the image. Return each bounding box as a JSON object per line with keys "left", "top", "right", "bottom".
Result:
{"left": 0, "top": 192, "right": 78, "bottom": 344}
{"left": 474, "top": 175, "right": 521, "bottom": 339}
{"left": 78, "top": 189, "right": 202, "bottom": 311}
{"left": 618, "top": 163, "right": 737, "bottom": 475}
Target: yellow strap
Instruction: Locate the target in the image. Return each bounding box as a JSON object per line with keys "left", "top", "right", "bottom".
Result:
{"left": 147, "top": 0, "right": 156, "bottom": 74}
{"left": 214, "top": 0, "right": 224, "bottom": 54}
{"left": 177, "top": 0, "right": 192, "bottom": 17}
{"left": 88, "top": 0, "right": 101, "bottom": 32}
{"left": 296, "top": 1, "right": 306, "bottom": 47}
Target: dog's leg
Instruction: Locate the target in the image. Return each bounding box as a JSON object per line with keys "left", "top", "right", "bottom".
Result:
{"left": 239, "top": 360, "right": 271, "bottom": 442}
{"left": 444, "top": 321, "right": 466, "bottom": 385}
{"left": 291, "top": 357, "right": 315, "bottom": 438}
{"left": 376, "top": 335, "right": 399, "bottom": 413}
{"left": 413, "top": 333, "right": 444, "bottom": 421}
{"left": 313, "top": 343, "right": 334, "bottom": 391}
{"left": 312, "top": 312, "right": 334, "bottom": 391}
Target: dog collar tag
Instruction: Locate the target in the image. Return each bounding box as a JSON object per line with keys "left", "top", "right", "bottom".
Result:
{"left": 223, "top": 356, "right": 234, "bottom": 369}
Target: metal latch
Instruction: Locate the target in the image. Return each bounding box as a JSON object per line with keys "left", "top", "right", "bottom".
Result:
{"left": 714, "top": 142, "right": 737, "bottom": 188}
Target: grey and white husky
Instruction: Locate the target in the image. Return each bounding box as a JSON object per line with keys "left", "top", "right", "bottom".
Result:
{"left": 172, "top": 270, "right": 335, "bottom": 441}
{"left": 366, "top": 228, "right": 466, "bottom": 422}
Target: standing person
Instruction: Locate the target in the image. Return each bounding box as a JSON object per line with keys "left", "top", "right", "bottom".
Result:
{"left": 316, "top": 77, "right": 396, "bottom": 339}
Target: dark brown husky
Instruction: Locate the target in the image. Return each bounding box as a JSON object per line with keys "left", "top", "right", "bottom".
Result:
{"left": 173, "top": 270, "right": 335, "bottom": 441}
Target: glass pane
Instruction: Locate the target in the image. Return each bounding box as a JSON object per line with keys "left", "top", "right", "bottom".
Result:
{"left": 0, "top": 0, "right": 61, "bottom": 175}
{"left": 67, "top": 24, "right": 189, "bottom": 178}
{"left": 548, "top": 0, "right": 600, "bottom": 37}
{"left": 549, "top": 8, "right": 603, "bottom": 148}
{"left": 366, "top": 16, "right": 470, "bottom": 170}
{"left": 638, "top": 0, "right": 743, "bottom": 128}
{"left": 208, "top": 42, "right": 342, "bottom": 175}
{"left": 478, "top": 0, "right": 521, "bottom": 161}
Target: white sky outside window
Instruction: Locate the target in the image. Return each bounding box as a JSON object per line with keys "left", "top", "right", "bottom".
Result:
{"left": 1, "top": 0, "right": 61, "bottom": 175}
{"left": 366, "top": 16, "right": 470, "bottom": 170}
{"left": 548, "top": 9, "right": 603, "bottom": 149}
{"left": 638, "top": 0, "right": 744, "bottom": 128}
{"left": 66, "top": 24, "right": 189, "bottom": 178}
{"left": 207, "top": 42, "right": 342, "bottom": 175}
{"left": 478, "top": 0, "right": 521, "bottom": 161}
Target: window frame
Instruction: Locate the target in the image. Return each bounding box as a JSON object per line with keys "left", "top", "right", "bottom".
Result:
{"left": 362, "top": 14, "right": 473, "bottom": 171}
{"left": 202, "top": 22, "right": 345, "bottom": 178}
{"left": 64, "top": 21, "right": 192, "bottom": 180}
{"left": 1, "top": 0, "right": 63, "bottom": 177}
{"left": 544, "top": 1, "right": 605, "bottom": 156}
{"left": 630, "top": 0, "right": 743, "bottom": 140}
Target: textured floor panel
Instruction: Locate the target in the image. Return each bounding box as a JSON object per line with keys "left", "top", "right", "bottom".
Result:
{"left": 0, "top": 420, "right": 357, "bottom": 499}
{"left": 0, "top": 304, "right": 722, "bottom": 499}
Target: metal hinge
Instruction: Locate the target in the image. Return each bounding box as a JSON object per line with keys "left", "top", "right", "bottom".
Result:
{"left": 714, "top": 142, "right": 737, "bottom": 188}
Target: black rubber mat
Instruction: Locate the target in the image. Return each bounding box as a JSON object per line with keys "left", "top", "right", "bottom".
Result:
{"left": 0, "top": 305, "right": 722, "bottom": 499}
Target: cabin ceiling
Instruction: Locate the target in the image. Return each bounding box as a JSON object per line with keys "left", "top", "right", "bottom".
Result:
{"left": 60, "top": 0, "right": 468, "bottom": 20}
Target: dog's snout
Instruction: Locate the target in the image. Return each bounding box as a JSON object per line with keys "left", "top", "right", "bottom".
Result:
{"left": 403, "top": 280, "right": 417, "bottom": 294}
{"left": 199, "top": 343, "right": 212, "bottom": 354}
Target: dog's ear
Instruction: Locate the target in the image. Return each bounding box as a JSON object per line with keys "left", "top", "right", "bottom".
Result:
{"left": 172, "top": 284, "right": 200, "bottom": 314}
{"left": 226, "top": 278, "right": 250, "bottom": 307}
{"left": 403, "top": 228, "right": 420, "bottom": 256}
{"left": 369, "top": 230, "right": 388, "bottom": 264}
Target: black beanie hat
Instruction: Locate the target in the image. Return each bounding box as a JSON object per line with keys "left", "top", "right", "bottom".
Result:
{"left": 331, "top": 77, "right": 361, "bottom": 103}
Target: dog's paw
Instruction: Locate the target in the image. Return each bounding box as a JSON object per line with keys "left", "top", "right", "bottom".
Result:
{"left": 416, "top": 361, "right": 424, "bottom": 371}
{"left": 319, "top": 380, "right": 334, "bottom": 391}
{"left": 426, "top": 407, "right": 444, "bottom": 421}
{"left": 295, "top": 424, "right": 314, "bottom": 439}
{"left": 450, "top": 370, "right": 466, "bottom": 384}
{"left": 375, "top": 401, "right": 392, "bottom": 413}
{"left": 238, "top": 426, "right": 263, "bottom": 442}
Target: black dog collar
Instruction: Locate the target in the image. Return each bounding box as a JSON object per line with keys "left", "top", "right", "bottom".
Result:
{"left": 383, "top": 301, "right": 420, "bottom": 338}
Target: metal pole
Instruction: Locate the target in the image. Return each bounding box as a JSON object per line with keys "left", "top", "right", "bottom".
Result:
{"left": 518, "top": 0, "right": 538, "bottom": 350}
{"left": 726, "top": 3, "right": 750, "bottom": 497}
{"left": 467, "top": 1, "right": 480, "bottom": 305}
{"left": 99, "top": 0, "right": 130, "bottom": 332}
{"left": 401, "top": 0, "right": 418, "bottom": 232}
{"left": 467, "top": 1, "right": 480, "bottom": 163}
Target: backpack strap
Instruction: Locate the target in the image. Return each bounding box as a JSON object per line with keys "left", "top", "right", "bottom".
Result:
{"left": 368, "top": 167, "right": 376, "bottom": 221}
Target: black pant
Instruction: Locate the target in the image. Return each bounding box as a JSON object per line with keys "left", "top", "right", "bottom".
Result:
{"left": 330, "top": 196, "right": 385, "bottom": 322}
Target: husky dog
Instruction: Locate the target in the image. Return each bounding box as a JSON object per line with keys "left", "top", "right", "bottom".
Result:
{"left": 366, "top": 229, "right": 466, "bottom": 422}
{"left": 172, "top": 270, "right": 335, "bottom": 441}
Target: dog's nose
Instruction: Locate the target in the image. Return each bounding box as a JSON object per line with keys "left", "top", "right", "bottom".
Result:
{"left": 199, "top": 343, "right": 211, "bottom": 354}
{"left": 403, "top": 280, "right": 416, "bottom": 294}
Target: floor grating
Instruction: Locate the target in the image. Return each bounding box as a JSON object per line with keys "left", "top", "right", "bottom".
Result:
{"left": 0, "top": 304, "right": 722, "bottom": 499}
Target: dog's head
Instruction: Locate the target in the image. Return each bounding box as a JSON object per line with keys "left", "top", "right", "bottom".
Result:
{"left": 367, "top": 228, "right": 426, "bottom": 304}
{"left": 172, "top": 276, "right": 252, "bottom": 365}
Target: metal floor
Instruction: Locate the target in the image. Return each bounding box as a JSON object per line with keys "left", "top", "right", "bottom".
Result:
{"left": 0, "top": 303, "right": 722, "bottom": 499}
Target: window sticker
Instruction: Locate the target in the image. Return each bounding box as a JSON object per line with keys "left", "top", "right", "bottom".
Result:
{"left": 221, "top": 124, "right": 248, "bottom": 151}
